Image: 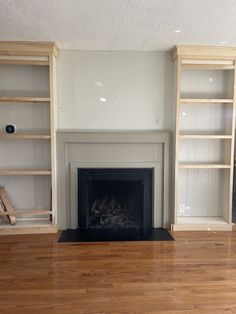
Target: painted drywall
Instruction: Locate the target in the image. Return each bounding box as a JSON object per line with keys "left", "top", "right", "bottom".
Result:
{"left": 57, "top": 51, "right": 173, "bottom": 130}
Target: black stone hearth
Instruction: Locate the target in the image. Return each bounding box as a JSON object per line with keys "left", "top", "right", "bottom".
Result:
{"left": 58, "top": 227, "right": 174, "bottom": 242}
{"left": 77, "top": 168, "right": 153, "bottom": 238}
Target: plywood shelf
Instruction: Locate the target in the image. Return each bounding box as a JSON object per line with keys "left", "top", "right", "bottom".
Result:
{"left": 0, "top": 169, "right": 51, "bottom": 175}
{"left": 0, "top": 210, "right": 52, "bottom": 216}
{"left": 0, "top": 60, "right": 49, "bottom": 66}
{"left": 178, "top": 163, "right": 231, "bottom": 169}
{"left": 0, "top": 96, "right": 50, "bottom": 103}
{"left": 180, "top": 98, "right": 234, "bottom": 104}
{"left": 179, "top": 134, "right": 232, "bottom": 139}
{"left": 0, "top": 133, "right": 51, "bottom": 139}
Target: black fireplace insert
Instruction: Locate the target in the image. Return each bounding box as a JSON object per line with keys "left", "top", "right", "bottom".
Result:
{"left": 77, "top": 168, "right": 153, "bottom": 238}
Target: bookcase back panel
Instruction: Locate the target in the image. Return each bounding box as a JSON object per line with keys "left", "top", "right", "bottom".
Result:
{"left": 0, "top": 103, "right": 50, "bottom": 132}
{"left": 0, "top": 140, "right": 51, "bottom": 168}
{"left": 0, "top": 176, "right": 51, "bottom": 210}
{"left": 179, "top": 104, "right": 233, "bottom": 135}
{"left": 178, "top": 169, "right": 229, "bottom": 218}
{"left": 179, "top": 139, "right": 231, "bottom": 164}
{"left": 0, "top": 65, "right": 49, "bottom": 97}
{"left": 180, "top": 69, "right": 234, "bottom": 99}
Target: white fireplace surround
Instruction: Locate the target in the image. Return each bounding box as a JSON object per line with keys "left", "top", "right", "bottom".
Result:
{"left": 57, "top": 131, "right": 172, "bottom": 230}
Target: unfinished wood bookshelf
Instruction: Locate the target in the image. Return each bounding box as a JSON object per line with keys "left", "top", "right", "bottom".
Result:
{"left": 0, "top": 41, "right": 58, "bottom": 234}
{"left": 170, "top": 45, "right": 236, "bottom": 231}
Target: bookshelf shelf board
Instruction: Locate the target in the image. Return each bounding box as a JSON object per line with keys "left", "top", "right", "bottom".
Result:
{"left": 0, "top": 169, "right": 51, "bottom": 175}
{"left": 180, "top": 98, "right": 234, "bottom": 104}
{"left": 0, "top": 210, "right": 52, "bottom": 216}
{"left": 178, "top": 163, "right": 231, "bottom": 169}
{"left": 179, "top": 134, "right": 232, "bottom": 139}
{"left": 0, "top": 97, "right": 50, "bottom": 103}
{"left": 0, "top": 60, "right": 49, "bottom": 66}
{"left": 0, "top": 133, "right": 51, "bottom": 139}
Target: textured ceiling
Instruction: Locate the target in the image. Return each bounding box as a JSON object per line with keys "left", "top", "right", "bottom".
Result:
{"left": 0, "top": 0, "right": 236, "bottom": 51}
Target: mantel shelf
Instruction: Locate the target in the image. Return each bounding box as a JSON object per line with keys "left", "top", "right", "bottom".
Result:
{"left": 180, "top": 98, "right": 234, "bottom": 104}
{"left": 0, "top": 96, "right": 50, "bottom": 103}
{"left": 179, "top": 163, "right": 231, "bottom": 169}
{"left": 0, "top": 169, "right": 52, "bottom": 175}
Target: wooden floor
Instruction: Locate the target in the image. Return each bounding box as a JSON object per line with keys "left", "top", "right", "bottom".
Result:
{"left": 1, "top": 232, "right": 236, "bottom": 313}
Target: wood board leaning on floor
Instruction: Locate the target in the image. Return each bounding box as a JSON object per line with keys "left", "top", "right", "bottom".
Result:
{"left": 0, "top": 187, "right": 16, "bottom": 224}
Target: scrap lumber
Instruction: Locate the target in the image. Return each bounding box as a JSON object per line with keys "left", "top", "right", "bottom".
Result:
{"left": 0, "top": 187, "right": 16, "bottom": 224}
{"left": 0, "top": 198, "right": 9, "bottom": 223}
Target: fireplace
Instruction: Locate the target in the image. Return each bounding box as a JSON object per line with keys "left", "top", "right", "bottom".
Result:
{"left": 57, "top": 131, "right": 171, "bottom": 230}
{"left": 77, "top": 168, "right": 153, "bottom": 238}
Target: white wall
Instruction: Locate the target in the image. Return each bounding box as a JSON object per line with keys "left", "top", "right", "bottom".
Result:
{"left": 57, "top": 51, "right": 173, "bottom": 130}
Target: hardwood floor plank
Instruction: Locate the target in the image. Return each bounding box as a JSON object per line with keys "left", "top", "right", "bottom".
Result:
{"left": 1, "top": 232, "right": 236, "bottom": 313}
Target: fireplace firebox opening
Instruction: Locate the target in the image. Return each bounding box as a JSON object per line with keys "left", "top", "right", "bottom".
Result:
{"left": 78, "top": 168, "right": 154, "bottom": 236}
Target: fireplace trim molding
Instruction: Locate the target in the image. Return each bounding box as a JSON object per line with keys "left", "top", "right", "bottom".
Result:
{"left": 57, "top": 130, "right": 172, "bottom": 229}
{"left": 70, "top": 162, "right": 160, "bottom": 229}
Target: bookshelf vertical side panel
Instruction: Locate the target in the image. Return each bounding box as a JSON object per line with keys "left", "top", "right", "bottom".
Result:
{"left": 228, "top": 61, "right": 236, "bottom": 223}
{"left": 49, "top": 54, "right": 57, "bottom": 227}
{"left": 174, "top": 56, "right": 182, "bottom": 224}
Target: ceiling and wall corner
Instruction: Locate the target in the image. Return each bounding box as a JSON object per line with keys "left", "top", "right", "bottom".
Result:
{"left": 0, "top": 0, "right": 235, "bottom": 51}
{"left": 0, "top": 0, "right": 235, "bottom": 130}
